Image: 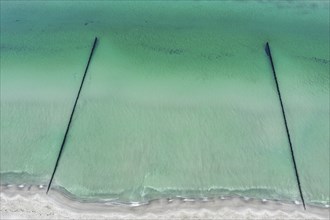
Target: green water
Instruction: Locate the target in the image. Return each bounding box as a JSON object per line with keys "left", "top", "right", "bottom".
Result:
{"left": 0, "top": 1, "right": 329, "bottom": 206}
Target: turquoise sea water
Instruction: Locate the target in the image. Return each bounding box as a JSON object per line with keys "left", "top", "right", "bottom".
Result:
{"left": 1, "top": 1, "right": 329, "bottom": 206}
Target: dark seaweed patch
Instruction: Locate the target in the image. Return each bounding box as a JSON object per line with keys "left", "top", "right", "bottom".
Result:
{"left": 309, "top": 57, "right": 329, "bottom": 64}
{"left": 299, "top": 56, "right": 330, "bottom": 65}
{"left": 0, "top": 45, "right": 36, "bottom": 52}
{"left": 260, "top": 0, "right": 320, "bottom": 11}
{"left": 140, "top": 43, "right": 184, "bottom": 55}
{"left": 169, "top": 49, "right": 183, "bottom": 55}
{"left": 200, "top": 52, "right": 231, "bottom": 61}
{"left": 1, "top": 43, "right": 89, "bottom": 53}
{"left": 310, "top": 3, "right": 318, "bottom": 9}
{"left": 84, "top": 21, "right": 94, "bottom": 26}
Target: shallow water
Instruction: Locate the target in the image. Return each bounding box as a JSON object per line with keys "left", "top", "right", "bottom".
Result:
{"left": 0, "top": 0, "right": 329, "bottom": 206}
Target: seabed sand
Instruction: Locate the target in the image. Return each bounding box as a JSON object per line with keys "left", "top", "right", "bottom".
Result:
{"left": 1, "top": 185, "right": 329, "bottom": 219}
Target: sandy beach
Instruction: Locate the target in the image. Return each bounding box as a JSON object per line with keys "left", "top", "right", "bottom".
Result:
{"left": 1, "top": 185, "right": 329, "bottom": 219}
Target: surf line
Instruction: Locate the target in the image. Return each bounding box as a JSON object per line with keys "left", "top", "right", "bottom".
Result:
{"left": 264, "top": 42, "right": 306, "bottom": 210}
{"left": 46, "top": 37, "right": 98, "bottom": 194}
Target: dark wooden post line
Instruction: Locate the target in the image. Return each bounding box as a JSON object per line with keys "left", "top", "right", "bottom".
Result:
{"left": 265, "top": 42, "right": 306, "bottom": 210}
{"left": 46, "top": 37, "right": 98, "bottom": 194}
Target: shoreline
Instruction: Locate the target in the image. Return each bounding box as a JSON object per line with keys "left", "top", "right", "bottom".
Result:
{"left": 1, "top": 184, "right": 329, "bottom": 219}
